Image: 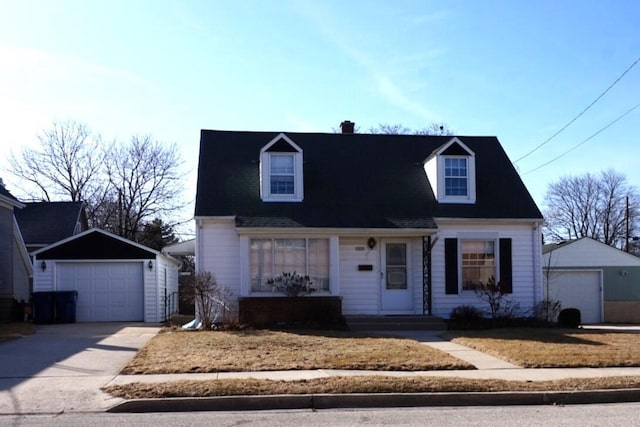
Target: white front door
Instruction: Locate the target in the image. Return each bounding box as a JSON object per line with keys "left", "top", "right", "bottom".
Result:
{"left": 380, "top": 240, "right": 413, "bottom": 313}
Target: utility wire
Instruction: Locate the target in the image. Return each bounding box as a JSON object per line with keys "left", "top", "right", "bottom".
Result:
{"left": 522, "top": 102, "right": 640, "bottom": 175}
{"left": 514, "top": 55, "right": 640, "bottom": 163}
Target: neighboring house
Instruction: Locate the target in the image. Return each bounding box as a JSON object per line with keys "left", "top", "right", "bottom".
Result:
{"left": 31, "top": 228, "right": 180, "bottom": 322}
{"left": 0, "top": 180, "right": 32, "bottom": 320}
{"left": 543, "top": 237, "right": 640, "bottom": 324}
{"left": 15, "top": 201, "right": 88, "bottom": 254}
{"left": 194, "top": 123, "right": 544, "bottom": 320}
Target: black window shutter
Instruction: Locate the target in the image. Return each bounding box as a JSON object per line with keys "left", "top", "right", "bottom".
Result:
{"left": 444, "top": 238, "right": 458, "bottom": 295}
{"left": 499, "top": 238, "right": 513, "bottom": 294}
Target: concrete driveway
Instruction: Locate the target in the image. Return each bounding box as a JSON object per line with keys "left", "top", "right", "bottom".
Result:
{"left": 0, "top": 323, "right": 160, "bottom": 415}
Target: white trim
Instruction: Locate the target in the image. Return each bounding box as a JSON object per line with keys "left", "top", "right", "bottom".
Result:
{"left": 237, "top": 227, "right": 437, "bottom": 236}
{"left": 423, "top": 137, "right": 477, "bottom": 204}
{"left": 259, "top": 133, "right": 304, "bottom": 202}
{"left": 31, "top": 227, "right": 181, "bottom": 266}
{"left": 13, "top": 216, "right": 33, "bottom": 276}
{"left": 0, "top": 194, "right": 24, "bottom": 209}
{"left": 435, "top": 217, "right": 544, "bottom": 224}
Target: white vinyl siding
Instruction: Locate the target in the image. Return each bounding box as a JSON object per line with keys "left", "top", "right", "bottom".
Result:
{"left": 340, "top": 236, "right": 424, "bottom": 315}
{"left": 196, "top": 219, "right": 241, "bottom": 304}
{"left": 432, "top": 222, "right": 542, "bottom": 318}
{"left": 340, "top": 237, "right": 380, "bottom": 314}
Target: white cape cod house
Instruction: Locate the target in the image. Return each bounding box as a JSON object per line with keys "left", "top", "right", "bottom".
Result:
{"left": 194, "top": 122, "right": 544, "bottom": 321}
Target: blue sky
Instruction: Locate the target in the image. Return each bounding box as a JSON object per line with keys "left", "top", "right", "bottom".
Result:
{"left": 1, "top": 0, "right": 638, "bottom": 238}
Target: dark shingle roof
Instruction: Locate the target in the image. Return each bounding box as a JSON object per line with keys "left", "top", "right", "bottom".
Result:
{"left": 195, "top": 131, "right": 543, "bottom": 228}
{"left": 15, "top": 201, "right": 86, "bottom": 246}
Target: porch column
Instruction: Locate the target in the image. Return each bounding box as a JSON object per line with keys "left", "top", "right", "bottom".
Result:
{"left": 423, "top": 236, "right": 432, "bottom": 315}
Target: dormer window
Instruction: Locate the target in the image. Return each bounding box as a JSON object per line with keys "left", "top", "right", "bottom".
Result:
{"left": 424, "top": 137, "right": 476, "bottom": 204}
{"left": 270, "top": 154, "right": 295, "bottom": 195}
{"left": 444, "top": 157, "right": 468, "bottom": 196}
{"left": 260, "top": 133, "right": 304, "bottom": 202}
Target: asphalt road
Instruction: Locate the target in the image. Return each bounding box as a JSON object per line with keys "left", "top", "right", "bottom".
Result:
{"left": 2, "top": 403, "right": 640, "bottom": 426}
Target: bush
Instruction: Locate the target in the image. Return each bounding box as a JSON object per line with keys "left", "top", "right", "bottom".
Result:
{"left": 182, "top": 272, "right": 233, "bottom": 329}
{"left": 558, "top": 308, "right": 581, "bottom": 328}
{"left": 448, "top": 305, "right": 486, "bottom": 330}
{"left": 267, "top": 272, "right": 315, "bottom": 297}
{"left": 474, "top": 276, "right": 521, "bottom": 322}
{"left": 532, "top": 299, "right": 562, "bottom": 323}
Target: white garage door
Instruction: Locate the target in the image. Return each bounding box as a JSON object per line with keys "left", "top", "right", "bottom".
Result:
{"left": 56, "top": 262, "right": 144, "bottom": 322}
{"left": 545, "top": 270, "right": 602, "bottom": 324}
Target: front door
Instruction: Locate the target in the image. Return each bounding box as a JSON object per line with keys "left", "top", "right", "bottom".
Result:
{"left": 380, "top": 240, "right": 413, "bottom": 313}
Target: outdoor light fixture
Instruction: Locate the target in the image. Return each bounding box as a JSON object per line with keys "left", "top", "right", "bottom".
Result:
{"left": 148, "top": 260, "right": 153, "bottom": 270}
{"left": 367, "top": 237, "right": 377, "bottom": 249}
{"left": 40, "top": 260, "right": 46, "bottom": 271}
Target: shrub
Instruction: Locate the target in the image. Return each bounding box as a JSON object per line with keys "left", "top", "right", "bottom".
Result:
{"left": 267, "top": 272, "right": 315, "bottom": 297}
{"left": 474, "top": 276, "right": 520, "bottom": 321}
{"left": 448, "top": 305, "right": 486, "bottom": 329}
{"left": 450, "top": 305, "right": 483, "bottom": 322}
{"left": 558, "top": 308, "right": 581, "bottom": 328}
{"left": 532, "top": 299, "right": 562, "bottom": 323}
{"left": 182, "top": 272, "right": 233, "bottom": 329}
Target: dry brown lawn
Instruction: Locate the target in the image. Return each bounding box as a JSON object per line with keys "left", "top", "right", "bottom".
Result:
{"left": 105, "top": 375, "right": 640, "bottom": 399}
{"left": 121, "top": 329, "right": 473, "bottom": 374}
{"left": 446, "top": 328, "right": 640, "bottom": 368}
{"left": 0, "top": 322, "right": 35, "bottom": 342}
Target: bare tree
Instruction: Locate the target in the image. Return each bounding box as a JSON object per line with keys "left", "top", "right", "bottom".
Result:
{"left": 368, "top": 122, "right": 455, "bottom": 136}
{"left": 105, "top": 135, "right": 185, "bottom": 241}
{"left": 543, "top": 169, "right": 640, "bottom": 251}
{"left": 7, "top": 121, "right": 186, "bottom": 243}
{"left": 8, "top": 120, "right": 106, "bottom": 202}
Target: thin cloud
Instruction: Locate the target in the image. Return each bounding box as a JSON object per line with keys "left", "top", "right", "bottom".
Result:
{"left": 292, "top": 2, "right": 441, "bottom": 121}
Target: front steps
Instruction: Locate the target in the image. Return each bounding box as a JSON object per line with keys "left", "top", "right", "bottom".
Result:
{"left": 345, "top": 315, "right": 447, "bottom": 331}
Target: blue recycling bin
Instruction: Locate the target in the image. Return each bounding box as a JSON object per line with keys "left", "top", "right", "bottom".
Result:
{"left": 54, "top": 291, "right": 78, "bottom": 323}
{"left": 32, "top": 292, "right": 55, "bottom": 324}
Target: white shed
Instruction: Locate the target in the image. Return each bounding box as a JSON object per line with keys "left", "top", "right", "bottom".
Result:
{"left": 32, "top": 228, "right": 180, "bottom": 323}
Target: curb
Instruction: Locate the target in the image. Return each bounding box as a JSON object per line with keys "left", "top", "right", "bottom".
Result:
{"left": 108, "top": 389, "right": 640, "bottom": 413}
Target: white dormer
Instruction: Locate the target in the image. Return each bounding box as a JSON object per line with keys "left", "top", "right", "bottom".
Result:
{"left": 423, "top": 137, "right": 476, "bottom": 204}
{"left": 259, "top": 133, "right": 304, "bottom": 202}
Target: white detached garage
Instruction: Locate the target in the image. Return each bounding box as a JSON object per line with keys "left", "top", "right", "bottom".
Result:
{"left": 32, "top": 228, "right": 180, "bottom": 323}
{"left": 543, "top": 237, "right": 640, "bottom": 324}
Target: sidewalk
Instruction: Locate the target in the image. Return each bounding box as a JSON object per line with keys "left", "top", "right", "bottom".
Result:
{"left": 106, "top": 328, "right": 640, "bottom": 412}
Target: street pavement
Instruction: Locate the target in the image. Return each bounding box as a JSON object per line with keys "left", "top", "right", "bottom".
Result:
{"left": 2, "top": 323, "right": 640, "bottom": 414}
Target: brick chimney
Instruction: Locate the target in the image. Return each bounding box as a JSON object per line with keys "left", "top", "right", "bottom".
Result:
{"left": 340, "top": 120, "right": 355, "bottom": 134}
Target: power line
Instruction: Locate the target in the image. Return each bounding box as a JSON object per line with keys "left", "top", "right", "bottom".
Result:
{"left": 514, "top": 55, "right": 640, "bottom": 164}
{"left": 522, "top": 102, "right": 640, "bottom": 175}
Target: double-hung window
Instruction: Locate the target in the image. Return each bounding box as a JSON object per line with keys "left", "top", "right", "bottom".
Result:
{"left": 444, "top": 157, "right": 468, "bottom": 197}
{"left": 250, "top": 238, "right": 330, "bottom": 293}
{"left": 461, "top": 240, "right": 495, "bottom": 291}
{"left": 270, "top": 154, "right": 295, "bottom": 195}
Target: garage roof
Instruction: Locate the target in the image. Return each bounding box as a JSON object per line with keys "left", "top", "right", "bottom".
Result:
{"left": 33, "top": 228, "right": 159, "bottom": 260}
{"left": 543, "top": 237, "right": 640, "bottom": 268}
